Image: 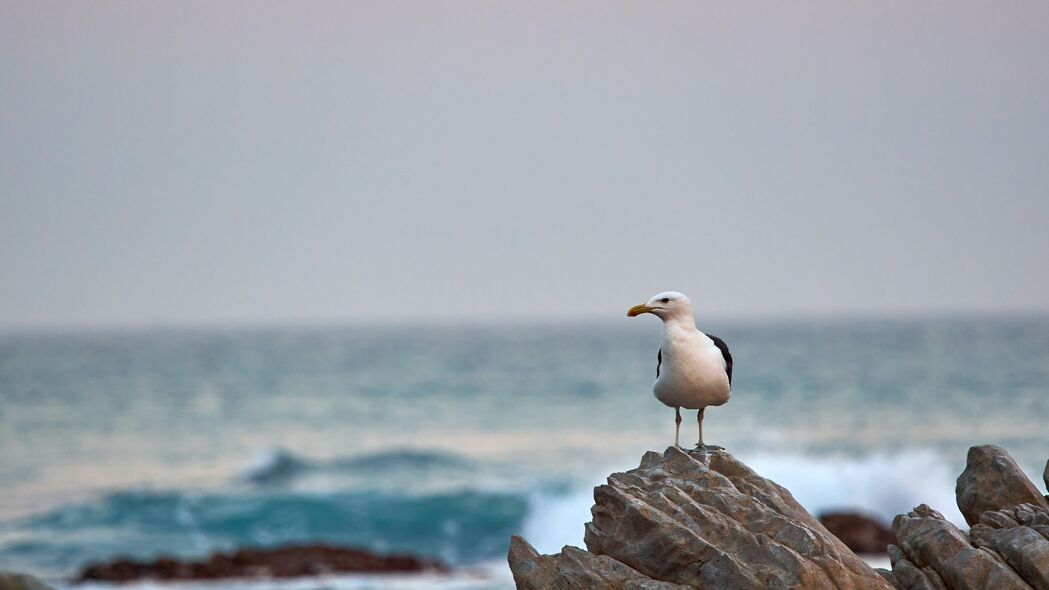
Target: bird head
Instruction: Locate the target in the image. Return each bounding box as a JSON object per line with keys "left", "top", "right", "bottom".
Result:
{"left": 627, "top": 291, "right": 693, "bottom": 321}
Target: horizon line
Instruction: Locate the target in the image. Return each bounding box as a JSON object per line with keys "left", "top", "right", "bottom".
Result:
{"left": 3, "top": 307, "right": 1048, "bottom": 336}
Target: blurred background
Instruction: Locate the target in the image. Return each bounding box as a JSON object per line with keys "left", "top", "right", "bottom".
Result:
{"left": 2, "top": 2, "right": 1048, "bottom": 589}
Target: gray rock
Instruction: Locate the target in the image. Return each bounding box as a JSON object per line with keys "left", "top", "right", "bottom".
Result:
{"left": 507, "top": 536, "right": 690, "bottom": 590}
{"left": 581, "top": 447, "right": 892, "bottom": 589}
{"left": 0, "top": 573, "right": 54, "bottom": 590}
{"left": 956, "top": 445, "right": 1049, "bottom": 526}
{"left": 891, "top": 504, "right": 1029, "bottom": 589}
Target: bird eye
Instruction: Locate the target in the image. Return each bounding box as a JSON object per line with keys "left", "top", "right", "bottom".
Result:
{"left": 660, "top": 298, "right": 670, "bottom": 303}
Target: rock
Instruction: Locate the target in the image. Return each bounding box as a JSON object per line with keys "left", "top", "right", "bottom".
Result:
{"left": 582, "top": 447, "right": 892, "bottom": 589}
{"left": 819, "top": 512, "right": 897, "bottom": 555}
{"left": 75, "top": 544, "right": 447, "bottom": 582}
{"left": 887, "top": 447, "right": 1049, "bottom": 589}
{"left": 1044, "top": 458, "right": 1048, "bottom": 494}
{"left": 509, "top": 444, "right": 1049, "bottom": 590}
{"left": 955, "top": 444, "right": 1049, "bottom": 526}
{"left": 0, "top": 573, "right": 54, "bottom": 590}
{"left": 885, "top": 548, "right": 947, "bottom": 590}
{"left": 886, "top": 544, "right": 947, "bottom": 590}
{"left": 969, "top": 504, "right": 1049, "bottom": 590}
{"left": 507, "top": 536, "right": 690, "bottom": 590}
{"left": 508, "top": 446, "right": 889, "bottom": 589}
{"left": 891, "top": 504, "right": 1029, "bottom": 589}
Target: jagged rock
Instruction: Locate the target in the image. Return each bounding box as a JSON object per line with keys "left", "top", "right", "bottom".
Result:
{"left": 956, "top": 445, "right": 1049, "bottom": 526}
{"left": 885, "top": 544, "right": 947, "bottom": 590}
{"left": 969, "top": 504, "right": 1049, "bottom": 590}
{"left": 507, "top": 536, "right": 690, "bottom": 590}
{"left": 0, "top": 573, "right": 54, "bottom": 590}
{"left": 819, "top": 512, "right": 897, "bottom": 554}
{"left": 580, "top": 447, "right": 891, "bottom": 589}
{"left": 891, "top": 504, "right": 1029, "bottom": 589}
{"left": 510, "top": 444, "right": 1049, "bottom": 590}
{"left": 889, "top": 446, "right": 1049, "bottom": 589}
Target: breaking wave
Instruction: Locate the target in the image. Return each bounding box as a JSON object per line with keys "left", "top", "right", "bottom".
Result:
{"left": 6, "top": 488, "right": 527, "bottom": 577}
{"left": 239, "top": 448, "right": 476, "bottom": 486}
{"left": 0, "top": 446, "right": 978, "bottom": 581}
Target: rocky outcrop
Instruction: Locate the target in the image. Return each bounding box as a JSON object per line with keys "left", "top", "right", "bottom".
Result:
{"left": 75, "top": 544, "right": 447, "bottom": 582}
{"left": 955, "top": 445, "right": 1049, "bottom": 526}
{"left": 510, "top": 447, "right": 892, "bottom": 589}
{"left": 0, "top": 573, "right": 54, "bottom": 590}
{"left": 887, "top": 444, "right": 1049, "bottom": 590}
{"left": 970, "top": 505, "right": 1049, "bottom": 589}
{"left": 889, "top": 504, "right": 1029, "bottom": 589}
{"left": 510, "top": 444, "right": 1049, "bottom": 590}
{"left": 818, "top": 512, "right": 897, "bottom": 555}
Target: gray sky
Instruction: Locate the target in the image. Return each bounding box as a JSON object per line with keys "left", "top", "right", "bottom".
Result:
{"left": 2, "top": 1, "right": 1047, "bottom": 328}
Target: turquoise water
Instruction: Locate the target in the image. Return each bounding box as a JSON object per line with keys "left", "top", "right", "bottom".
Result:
{"left": 2, "top": 318, "right": 1048, "bottom": 586}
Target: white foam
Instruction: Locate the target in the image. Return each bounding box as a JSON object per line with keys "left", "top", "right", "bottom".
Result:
{"left": 522, "top": 485, "right": 598, "bottom": 554}
{"left": 239, "top": 448, "right": 304, "bottom": 484}
{"left": 742, "top": 450, "right": 966, "bottom": 526}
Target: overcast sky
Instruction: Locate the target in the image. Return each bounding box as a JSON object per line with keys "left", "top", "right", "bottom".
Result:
{"left": 2, "top": 1, "right": 1047, "bottom": 328}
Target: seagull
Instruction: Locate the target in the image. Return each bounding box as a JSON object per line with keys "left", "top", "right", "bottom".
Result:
{"left": 628, "top": 291, "right": 732, "bottom": 451}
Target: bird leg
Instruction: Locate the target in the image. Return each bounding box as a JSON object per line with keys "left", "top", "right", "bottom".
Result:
{"left": 674, "top": 407, "right": 682, "bottom": 449}
{"left": 694, "top": 408, "right": 723, "bottom": 452}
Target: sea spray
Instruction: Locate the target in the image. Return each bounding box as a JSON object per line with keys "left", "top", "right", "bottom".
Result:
{"left": 743, "top": 450, "right": 966, "bottom": 526}
{"left": 521, "top": 484, "right": 596, "bottom": 554}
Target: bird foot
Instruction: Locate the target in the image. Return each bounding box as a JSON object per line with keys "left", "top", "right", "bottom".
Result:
{"left": 691, "top": 444, "right": 724, "bottom": 453}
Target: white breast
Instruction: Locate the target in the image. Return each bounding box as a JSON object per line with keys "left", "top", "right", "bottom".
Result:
{"left": 653, "top": 328, "right": 731, "bottom": 410}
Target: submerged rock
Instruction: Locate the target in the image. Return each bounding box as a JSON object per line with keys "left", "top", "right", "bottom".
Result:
{"left": 510, "top": 446, "right": 892, "bottom": 589}
{"left": 955, "top": 444, "right": 1049, "bottom": 526}
{"left": 819, "top": 512, "right": 897, "bottom": 555}
{"left": 75, "top": 544, "right": 447, "bottom": 583}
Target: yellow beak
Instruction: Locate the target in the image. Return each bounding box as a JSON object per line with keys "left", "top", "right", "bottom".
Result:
{"left": 627, "top": 304, "right": 654, "bottom": 317}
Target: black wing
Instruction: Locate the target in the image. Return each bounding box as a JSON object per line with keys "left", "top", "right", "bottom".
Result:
{"left": 708, "top": 334, "right": 733, "bottom": 385}
{"left": 656, "top": 348, "right": 662, "bottom": 377}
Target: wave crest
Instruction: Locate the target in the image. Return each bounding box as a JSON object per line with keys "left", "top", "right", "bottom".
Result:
{"left": 239, "top": 448, "right": 479, "bottom": 486}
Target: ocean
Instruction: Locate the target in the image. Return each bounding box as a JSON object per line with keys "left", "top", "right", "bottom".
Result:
{"left": 2, "top": 317, "right": 1048, "bottom": 589}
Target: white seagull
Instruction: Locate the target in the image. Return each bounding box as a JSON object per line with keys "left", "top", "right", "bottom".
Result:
{"left": 628, "top": 291, "right": 732, "bottom": 451}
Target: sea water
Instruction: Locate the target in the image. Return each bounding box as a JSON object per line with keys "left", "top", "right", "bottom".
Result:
{"left": 2, "top": 317, "right": 1048, "bottom": 588}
